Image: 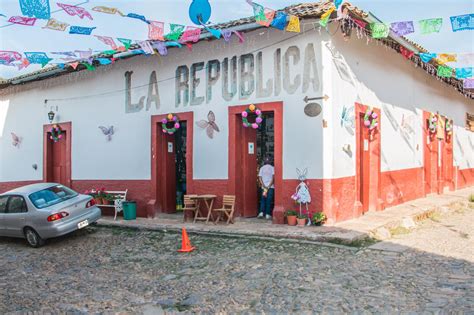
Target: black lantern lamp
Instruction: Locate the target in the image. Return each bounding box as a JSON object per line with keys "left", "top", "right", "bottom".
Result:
{"left": 48, "top": 110, "right": 55, "bottom": 123}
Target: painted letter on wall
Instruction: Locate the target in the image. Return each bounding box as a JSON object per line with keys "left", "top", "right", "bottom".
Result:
{"left": 222, "top": 57, "right": 237, "bottom": 101}
{"left": 256, "top": 51, "right": 273, "bottom": 98}
{"left": 303, "top": 43, "right": 320, "bottom": 93}
{"left": 274, "top": 48, "right": 281, "bottom": 97}
{"left": 239, "top": 53, "right": 255, "bottom": 100}
{"left": 175, "top": 65, "right": 189, "bottom": 107}
{"left": 283, "top": 46, "right": 301, "bottom": 94}
{"left": 190, "top": 62, "right": 205, "bottom": 106}
{"left": 125, "top": 71, "right": 145, "bottom": 113}
{"left": 146, "top": 71, "right": 160, "bottom": 111}
{"left": 206, "top": 59, "right": 220, "bottom": 103}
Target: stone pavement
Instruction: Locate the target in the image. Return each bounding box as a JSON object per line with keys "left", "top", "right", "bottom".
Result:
{"left": 99, "top": 187, "right": 474, "bottom": 244}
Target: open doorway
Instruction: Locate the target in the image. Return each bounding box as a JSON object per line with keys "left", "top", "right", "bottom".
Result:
{"left": 151, "top": 113, "right": 193, "bottom": 215}
{"left": 256, "top": 112, "right": 275, "bottom": 216}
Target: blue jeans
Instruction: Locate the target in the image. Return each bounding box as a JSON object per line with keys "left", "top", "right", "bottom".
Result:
{"left": 259, "top": 188, "right": 274, "bottom": 216}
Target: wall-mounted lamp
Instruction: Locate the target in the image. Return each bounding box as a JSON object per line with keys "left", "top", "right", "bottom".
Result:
{"left": 48, "top": 110, "right": 55, "bottom": 123}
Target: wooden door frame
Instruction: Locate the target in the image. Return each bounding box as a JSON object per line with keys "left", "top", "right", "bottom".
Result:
{"left": 228, "top": 102, "right": 283, "bottom": 217}
{"left": 355, "top": 103, "right": 382, "bottom": 213}
{"left": 150, "top": 112, "right": 194, "bottom": 216}
{"left": 422, "top": 110, "right": 437, "bottom": 195}
{"left": 43, "top": 122, "right": 72, "bottom": 187}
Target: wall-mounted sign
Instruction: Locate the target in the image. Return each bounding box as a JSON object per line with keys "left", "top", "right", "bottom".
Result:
{"left": 467, "top": 113, "right": 474, "bottom": 132}
{"left": 363, "top": 139, "right": 369, "bottom": 151}
{"left": 248, "top": 142, "right": 254, "bottom": 155}
{"left": 167, "top": 142, "right": 173, "bottom": 153}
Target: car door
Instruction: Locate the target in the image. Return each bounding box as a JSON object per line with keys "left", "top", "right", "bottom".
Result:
{"left": 4, "top": 195, "right": 28, "bottom": 237}
{"left": 0, "top": 195, "right": 9, "bottom": 236}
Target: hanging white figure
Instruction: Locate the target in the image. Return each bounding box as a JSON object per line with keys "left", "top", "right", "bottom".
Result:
{"left": 291, "top": 168, "right": 312, "bottom": 225}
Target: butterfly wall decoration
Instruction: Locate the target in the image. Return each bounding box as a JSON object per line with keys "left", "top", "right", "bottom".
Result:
{"left": 11, "top": 132, "right": 22, "bottom": 148}
{"left": 196, "top": 111, "right": 220, "bottom": 139}
{"left": 98, "top": 126, "right": 114, "bottom": 141}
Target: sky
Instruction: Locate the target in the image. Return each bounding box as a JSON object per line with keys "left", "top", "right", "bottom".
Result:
{"left": 0, "top": 0, "right": 473, "bottom": 80}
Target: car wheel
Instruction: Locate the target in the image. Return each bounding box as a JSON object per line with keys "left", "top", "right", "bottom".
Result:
{"left": 24, "top": 227, "right": 45, "bottom": 248}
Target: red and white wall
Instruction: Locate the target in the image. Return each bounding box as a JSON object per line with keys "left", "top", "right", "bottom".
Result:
{"left": 0, "top": 20, "right": 473, "bottom": 223}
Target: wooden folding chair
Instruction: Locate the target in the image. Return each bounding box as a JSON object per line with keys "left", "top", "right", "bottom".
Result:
{"left": 182, "top": 195, "right": 198, "bottom": 223}
{"left": 213, "top": 195, "right": 236, "bottom": 224}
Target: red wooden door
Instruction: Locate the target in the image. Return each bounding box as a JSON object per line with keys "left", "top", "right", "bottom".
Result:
{"left": 156, "top": 132, "right": 176, "bottom": 213}
{"left": 48, "top": 131, "right": 68, "bottom": 185}
{"left": 358, "top": 113, "right": 370, "bottom": 213}
{"left": 443, "top": 135, "right": 454, "bottom": 191}
{"left": 423, "top": 116, "right": 438, "bottom": 195}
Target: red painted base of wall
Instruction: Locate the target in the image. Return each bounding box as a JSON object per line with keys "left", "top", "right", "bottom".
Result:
{"left": 1, "top": 167, "right": 473, "bottom": 224}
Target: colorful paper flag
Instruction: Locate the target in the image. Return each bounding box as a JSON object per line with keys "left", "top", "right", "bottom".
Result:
{"left": 57, "top": 3, "right": 92, "bottom": 20}
{"left": 437, "top": 65, "right": 453, "bottom": 78}
{"left": 249, "top": 1, "right": 266, "bottom": 22}
{"left": 399, "top": 46, "right": 414, "bottom": 60}
{"left": 353, "top": 18, "right": 367, "bottom": 29}
{"left": 370, "top": 23, "right": 390, "bottom": 38}
{"left": 83, "top": 62, "right": 95, "bottom": 71}
{"left": 418, "top": 18, "right": 443, "bottom": 34}
{"left": 17, "top": 58, "right": 30, "bottom": 70}
{"left": 51, "top": 51, "right": 76, "bottom": 57}
{"left": 419, "top": 53, "right": 437, "bottom": 63}
{"left": 152, "top": 41, "right": 167, "bottom": 56}
{"left": 56, "top": 63, "right": 65, "bottom": 69}
{"left": 95, "top": 36, "right": 117, "bottom": 50}
{"left": 126, "top": 13, "right": 149, "bottom": 24}
{"left": 437, "top": 53, "right": 457, "bottom": 64}
{"left": 207, "top": 28, "right": 222, "bottom": 39}
{"left": 455, "top": 67, "right": 473, "bottom": 79}
{"left": 463, "top": 78, "right": 474, "bottom": 89}
{"left": 0, "top": 51, "right": 22, "bottom": 65}
{"left": 117, "top": 38, "right": 132, "bottom": 50}
{"left": 320, "top": 7, "right": 335, "bottom": 27}
{"left": 138, "top": 41, "right": 155, "bottom": 54}
{"left": 24, "top": 52, "right": 52, "bottom": 67}
{"left": 234, "top": 31, "right": 245, "bottom": 43}
{"left": 390, "top": 21, "right": 414, "bottom": 36}
{"left": 19, "top": 0, "right": 50, "bottom": 19}
{"left": 96, "top": 58, "right": 112, "bottom": 65}
{"left": 286, "top": 15, "right": 300, "bottom": 33}
{"left": 70, "top": 62, "right": 79, "bottom": 69}
{"left": 42, "top": 18, "right": 69, "bottom": 31}
{"left": 179, "top": 26, "right": 201, "bottom": 43}
{"left": 256, "top": 8, "right": 276, "bottom": 27}
{"left": 8, "top": 16, "right": 37, "bottom": 26}
{"left": 271, "top": 11, "right": 288, "bottom": 30}
{"left": 165, "top": 24, "right": 185, "bottom": 41}
{"left": 334, "top": 0, "right": 343, "bottom": 9}
{"left": 92, "top": 6, "right": 124, "bottom": 16}
{"left": 69, "top": 26, "right": 96, "bottom": 35}
{"left": 222, "top": 29, "right": 233, "bottom": 41}
{"left": 75, "top": 49, "right": 93, "bottom": 59}
{"left": 450, "top": 14, "right": 473, "bottom": 32}
{"left": 148, "top": 21, "right": 164, "bottom": 40}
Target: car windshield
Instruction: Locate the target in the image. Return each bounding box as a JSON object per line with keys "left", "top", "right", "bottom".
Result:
{"left": 29, "top": 185, "right": 78, "bottom": 209}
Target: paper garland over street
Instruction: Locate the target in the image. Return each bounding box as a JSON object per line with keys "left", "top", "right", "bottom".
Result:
{"left": 19, "top": 0, "right": 50, "bottom": 19}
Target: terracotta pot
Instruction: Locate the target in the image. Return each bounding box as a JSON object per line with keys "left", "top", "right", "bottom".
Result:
{"left": 94, "top": 197, "right": 102, "bottom": 205}
{"left": 287, "top": 215, "right": 297, "bottom": 226}
{"left": 101, "top": 198, "right": 110, "bottom": 205}
{"left": 297, "top": 218, "right": 306, "bottom": 226}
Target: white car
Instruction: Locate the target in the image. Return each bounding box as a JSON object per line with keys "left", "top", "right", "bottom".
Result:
{"left": 0, "top": 183, "right": 101, "bottom": 247}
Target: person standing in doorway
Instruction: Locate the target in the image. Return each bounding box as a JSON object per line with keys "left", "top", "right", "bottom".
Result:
{"left": 258, "top": 157, "right": 274, "bottom": 219}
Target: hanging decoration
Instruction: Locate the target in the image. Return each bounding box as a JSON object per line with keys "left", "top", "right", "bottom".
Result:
{"left": 437, "top": 53, "right": 457, "bottom": 64}
{"left": 69, "top": 26, "right": 96, "bottom": 35}
{"left": 334, "top": 0, "right": 343, "bottom": 9}
{"left": 206, "top": 27, "right": 222, "bottom": 39}
{"left": 83, "top": 63, "right": 95, "bottom": 71}
{"left": 363, "top": 108, "right": 378, "bottom": 131}
{"left": 138, "top": 41, "right": 155, "bottom": 54}
{"left": 286, "top": 15, "right": 300, "bottom": 33}
{"left": 464, "top": 78, "right": 474, "bottom": 89}
{"left": 418, "top": 18, "right": 443, "bottom": 34}
{"left": 161, "top": 114, "right": 180, "bottom": 135}
{"left": 242, "top": 104, "right": 263, "bottom": 129}
{"left": 256, "top": 8, "right": 276, "bottom": 27}
{"left": 180, "top": 26, "right": 201, "bottom": 43}
{"left": 0, "top": 51, "right": 22, "bottom": 65}
{"left": 233, "top": 30, "right": 245, "bottom": 43}
{"left": 419, "top": 52, "right": 437, "bottom": 63}
{"left": 42, "top": 18, "right": 69, "bottom": 31}
{"left": 118, "top": 38, "right": 132, "bottom": 50}
{"left": 165, "top": 24, "right": 185, "bottom": 41}
{"left": 148, "top": 21, "right": 165, "bottom": 40}
{"left": 320, "top": 6, "right": 335, "bottom": 27}
{"left": 450, "top": 14, "right": 473, "bottom": 32}
{"left": 428, "top": 113, "right": 438, "bottom": 134}
{"left": 19, "top": 0, "right": 50, "bottom": 19}
{"left": 370, "top": 23, "right": 390, "bottom": 38}
{"left": 92, "top": 6, "right": 124, "bottom": 16}
{"left": 188, "top": 0, "right": 212, "bottom": 25}
{"left": 222, "top": 29, "right": 232, "bottom": 41}
{"left": 98, "top": 126, "right": 114, "bottom": 141}
{"left": 437, "top": 65, "right": 453, "bottom": 78}
{"left": 11, "top": 132, "right": 22, "bottom": 148}
{"left": 70, "top": 62, "right": 79, "bottom": 69}
{"left": 95, "top": 35, "right": 117, "bottom": 49}
{"left": 390, "top": 21, "right": 414, "bottom": 36}
{"left": 399, "top": 46, "right": 414, "bottom": 60}
{"left": 8, "top": 16, "right": 37, "bottom": 26}
{"left": 270, "top": 11, "right": 288, "bottom": 30}
{"left": 17, "top": 58, "right": 30, "bottom": 70}
{"left": 57, "top": 3, "right": 93, "bottom": 20}
{"left": 455, "top": 67, "right": 473, "bottom": 79}
{"left": 50, "top": 125, "right": 62, "bottom": 142}
{"left": 196, "top": 111, "right": 220, "bottom": 139}
{"left": 125, "top": 13, "right": 149, "bottom": 24}
{"left": 24, "top": 52, "right": 52, "bottom": 67}
{"left": 152, "top": 42, "right": 168, "bottom": 55}
{"left": 445, "top": 119, "right": 453, "bottom": 137}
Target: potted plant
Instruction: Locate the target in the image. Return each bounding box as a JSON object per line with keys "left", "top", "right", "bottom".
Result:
{"left": 285, "top": 210, "right": 297, "bottom": 226}
{"left": 312, "top": 212, "right": 327, "bottom": 226}
{"left": 86, "top": 189, "right": 102, "bottom": 205}
{"left": 296, "top": 213, "right": 307, "bottom": 226}
{"left": 102, "top": 193, "right": 113, "bottom": 205}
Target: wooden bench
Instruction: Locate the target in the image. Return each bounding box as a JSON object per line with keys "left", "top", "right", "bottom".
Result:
{"left": 97, "top": 190, "right": 128, "bottom": 220}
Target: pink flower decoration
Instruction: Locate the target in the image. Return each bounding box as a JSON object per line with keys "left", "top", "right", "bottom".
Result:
{"left": 58, "top": 134, "right": 62, "bottom": 138}
{"left": 173, "top": 116, "right": 178, "bottom": 121}
{"left": 161, "top": 119, "right": 167, "bottom": 124}
{"left": 372, "top": 113, "right": 378, "bottom": 119}
{"left": 252, "top": 123, "right": 258, "bottom": 129}
{"left": 162, "top": 129, "right": 167, "bottom": 133}
{"left": 174, "top": 123, "right": 180, "bottom": 129}
{"left": 168, "top": 131, "right": 173, "bottom": 135}
{"left": 255, "top": 109, "right": 261, "bottom": 115}
{"left": 256, "top": 117, "right": 263, "bottom": 124}
{"left": 242, "top": 111, "right": 248, "bottom": 117}
{"left": 364, "top": 120, "right": 371, "bottom": 127}
{"left": 242, "top": 122, "right": 248, "bottom": 127}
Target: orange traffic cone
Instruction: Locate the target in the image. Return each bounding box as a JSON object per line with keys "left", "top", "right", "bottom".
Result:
{"left": 178, "top": 228, "right": 195, "bottom": 253}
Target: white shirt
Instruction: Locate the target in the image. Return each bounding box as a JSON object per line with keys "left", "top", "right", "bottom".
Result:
{"left": 258, "top": 164, "right": 275, "bottom": 188}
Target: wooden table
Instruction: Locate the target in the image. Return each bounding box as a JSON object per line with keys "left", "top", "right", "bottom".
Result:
{"left": 190, "top": 195, "right": 217, "bottom": 223}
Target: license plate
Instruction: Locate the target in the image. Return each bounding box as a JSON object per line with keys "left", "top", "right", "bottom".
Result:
{"left": 78, "top": 220, "right": 89, "bottom": 229}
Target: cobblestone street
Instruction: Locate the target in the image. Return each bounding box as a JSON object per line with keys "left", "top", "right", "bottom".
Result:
{"left": 1, "top": 205, "right": 473, "bottom": 314}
